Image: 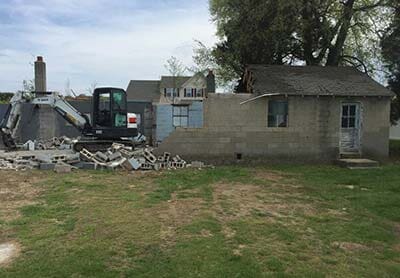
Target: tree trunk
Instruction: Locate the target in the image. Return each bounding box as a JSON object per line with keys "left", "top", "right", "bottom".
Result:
{"left": 326, "top": 0, "right": 356, "bottom": 66}
{"left": 302, "top": 1, "right": 318, "bottom": 65}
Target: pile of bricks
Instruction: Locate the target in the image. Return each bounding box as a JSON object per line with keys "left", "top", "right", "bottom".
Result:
{"left": 0, "top": 139, "right": 207, "bottom": 172}
{"left": 79, "top": 143, "right": 189, "bottom": 171}
{"left": 22, "top": 136, "right": 75, "bottom": 151}
{"left": 0, "top": 152, "right": 79, "bottom": 171}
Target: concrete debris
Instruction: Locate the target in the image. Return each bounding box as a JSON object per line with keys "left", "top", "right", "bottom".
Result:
{"left": 19, "top": 136, "right": 75, "bottom": 151}
{"left": 54, "top": 162, "right": 72, "bottom": 173}
{"left": 0, "top": 137, "right": 209, "bottom": 172}
{"left": 79, "top": 146, "right": 191, "bottom": 171}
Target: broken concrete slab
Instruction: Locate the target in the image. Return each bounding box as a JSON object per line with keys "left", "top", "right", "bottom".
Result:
{"left": 39, "top": 163, "right": 56, "bottom": 170}
{"left": 54, "top": 162, "right": 72, "bottom": 173}
{"left": 108, "top": 151, "right": 122, "bottom": 161}
{"left": 336, "top": 158, "right": 380, "bottom": 169}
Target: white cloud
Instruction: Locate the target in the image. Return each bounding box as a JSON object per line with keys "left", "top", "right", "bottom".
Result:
{"left": 0, "top": 0, "right": 217, "bottom": 93}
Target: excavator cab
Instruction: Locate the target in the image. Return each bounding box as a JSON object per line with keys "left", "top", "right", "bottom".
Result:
{"left": 90, "top": 88, "right": 137, "bottom": 139}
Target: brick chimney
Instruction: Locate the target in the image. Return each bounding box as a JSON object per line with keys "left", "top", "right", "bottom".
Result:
{"left": 206, "top": 70, "right": 216, "bottom": 94}
{"left": 34, "top": 56, "right": 46, "bottom": 92}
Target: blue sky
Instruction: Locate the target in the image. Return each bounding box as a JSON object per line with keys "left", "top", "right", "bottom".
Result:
{"left": 0, "top": 0, "right": 217, "bottom": 93}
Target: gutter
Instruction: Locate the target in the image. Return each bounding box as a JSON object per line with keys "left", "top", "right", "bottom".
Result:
{"left": 240, "top": 93, "right": 282, "bottom": 105}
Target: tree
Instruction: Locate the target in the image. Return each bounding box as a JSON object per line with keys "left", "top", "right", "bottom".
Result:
{"left": 0, "top": 93, "right": 13, "bottom": 104}
{"left": 164, "top": 56, "right": 187, "bottom": 77}
{"left": 163, "top": 56, "right": 187, "bottom": 102}
{"left": 204, "top": 0, "right": 393, "bottom": 86}
{"left": 381, "top": 3, "right": 400, "bottom": 123}
{"left": 22, "top": 79, "right": 34, "bottom": 93}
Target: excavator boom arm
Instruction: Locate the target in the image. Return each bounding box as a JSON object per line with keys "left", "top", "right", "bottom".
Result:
{"left": 0, "top": 92, "right": 91, "bottom": 149}
{"left": 31, "top": 93, "right": 90, "bottom": 131}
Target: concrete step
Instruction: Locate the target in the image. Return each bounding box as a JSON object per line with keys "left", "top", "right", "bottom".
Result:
{"left": 336, "top": 158, "right": 380, "bottom": 169}
{"left": 339, "top": 152, "right": 362, "bottom": 159}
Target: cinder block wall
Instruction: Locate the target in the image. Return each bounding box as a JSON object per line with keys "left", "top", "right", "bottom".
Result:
{"left": 156, "top": 94, "right": 391, "bottom": 163}
{"left": 6, "top": 101, "right": 152, "bottom": 144}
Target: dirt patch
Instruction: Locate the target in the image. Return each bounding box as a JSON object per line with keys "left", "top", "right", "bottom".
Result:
{"left": 331, "top": 241, "right": 369, "bottom": 252}
{"left": 254, "top": 171, "right": 286, "bottom": 183}
{"left": 393, "top": 223, "right": 400, "bottom": 238}
{"left": 222, "top": 226, "right": 236, "bottom": 239}
{"left": 200, "top": 229, "right": 213, "bottom": 238}
{"left": 212, "top": 182, "right": 316, "bottom": 223}
{"left": 0, "top": 171, "right": 45, "bottom": 221}
{"left": 233, "top": 244, "right": 246, "bottom": 256}
{"left": 156, "top": 193, "right": 207, "bottom": 246}
{"left": 0, "top": 242, "right": 20, "bottom": 267}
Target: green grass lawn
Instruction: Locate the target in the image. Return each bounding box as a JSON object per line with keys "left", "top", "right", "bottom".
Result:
{"left": 0, "top": 165, "right": 399, "bottom": 277}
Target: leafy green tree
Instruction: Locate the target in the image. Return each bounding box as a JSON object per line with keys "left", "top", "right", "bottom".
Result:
{"left": 201, "top": 0, "right": 393, "bottom": 86}
{"left": 382, "top": 3, "right": 400, "bottom": 123}
{"left": 0, "top": 93, "right": 13, "bottom": 104}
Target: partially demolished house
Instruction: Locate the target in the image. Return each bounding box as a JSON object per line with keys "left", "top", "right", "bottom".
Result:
{"left": 156, "top": 65, "right": 394, "bottom": 163}
{"left": 126, "top": 71, "right": 216, "bottom": 144}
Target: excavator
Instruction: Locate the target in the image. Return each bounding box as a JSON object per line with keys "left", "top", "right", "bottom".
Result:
{"left": 0, "top": 87, "right": 138, "bottom": 151}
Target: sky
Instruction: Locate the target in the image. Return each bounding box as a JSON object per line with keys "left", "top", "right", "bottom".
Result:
{"left": 0, "top": 0, "right": 217, "bottom": 93}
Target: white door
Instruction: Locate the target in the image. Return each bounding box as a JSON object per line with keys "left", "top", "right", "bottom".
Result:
{"left": 340, "top": 103, "right": 361, "bottom": 152}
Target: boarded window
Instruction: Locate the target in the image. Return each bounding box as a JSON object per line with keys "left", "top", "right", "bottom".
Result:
{"left": 173, "top": 106, "right": 189, "bottom": 127}
{"left": 268, "top": 100, "right": 288, "bottom": 127}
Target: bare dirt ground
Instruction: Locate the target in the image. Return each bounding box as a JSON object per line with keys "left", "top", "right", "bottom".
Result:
{"left": 0, "top": 171, "right": 45, "bottom": 266}
{"left": 0, "top": 171, "right": 45, "bottom": 222}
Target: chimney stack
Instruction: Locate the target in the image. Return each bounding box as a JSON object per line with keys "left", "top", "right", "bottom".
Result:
{"left": 34, "top": 56, "right": 46, "bottom": 92}
{"left": 206, "top": 70, "right": 216, "bottom": 94}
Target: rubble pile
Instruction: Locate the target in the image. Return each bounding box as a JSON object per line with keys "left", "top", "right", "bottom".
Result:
{"left": 22, "top": 136, "right": 75, "bottom": 151}
{"left": 0, "top": 138, "right": 208, "bottom": 172}
{"left": 79, "top": 144, "right": 189, "bottom": 171}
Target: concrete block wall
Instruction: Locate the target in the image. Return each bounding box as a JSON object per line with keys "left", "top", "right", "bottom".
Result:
{"left": 156, "top": 94, "right": 391, "bottom": 163}
{"left": 0, "top": 100, "right": 152, "bottom": 144}
{"left": 188, "top": 101, "right": 203, "bottom": 128}
{"left": 359, "top": 98, "right": 391, "bottom": 159}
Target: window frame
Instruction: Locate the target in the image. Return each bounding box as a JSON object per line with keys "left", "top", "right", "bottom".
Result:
{"left": 172, "top": 105, "right": 189, "bottom": 128}
{"left": 165, "top": 88, "right": 179, "bottom": 98}
{"left": 341, "top": 104, "right": 358, "bottom": 129}
{"left": 184, "top": 88, "right": 193, "bottom": 97}
{"left": 267, "top": 100, "right": 289, "bottom": 128}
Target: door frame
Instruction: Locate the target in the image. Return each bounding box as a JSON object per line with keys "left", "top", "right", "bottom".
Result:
{"left": 339, "top": 102, "right": 362, "bottom": 153}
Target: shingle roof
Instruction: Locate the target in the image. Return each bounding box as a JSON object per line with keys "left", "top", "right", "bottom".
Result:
{"left": 246, "top": 65, "right": 394, "bottom": 97}
{"left": 160, "top": 76, "right": 191, "bottom": 89}
{"left": 126, "top": 80, "right": 160, "bottom": 102}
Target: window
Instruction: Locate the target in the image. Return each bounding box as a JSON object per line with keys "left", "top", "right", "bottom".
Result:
{"left": 112, "top": 90, "right": 126, "bottom": 110}
{"left": 98, "top": 92, "right": 111, "bottom": 127}
{"left": 268, "top": 100, "right": 288, "bottom": 127}
{"left": 196, "top": 89, "right": 204, "bottom": 97}
{"left": 185, "top": 88, "right": 193, "bottom": 97}
{"left": 112, "top": 89, "right": 127, "bottom": 127}
{"left": 342, "top": 104, "right": 357, "bottom": 128}
{"left": 165, "top": 88, "right": 179, "bottom": 98}
{"left": 173, "top": 106, "right": 189, "bottom": 127}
